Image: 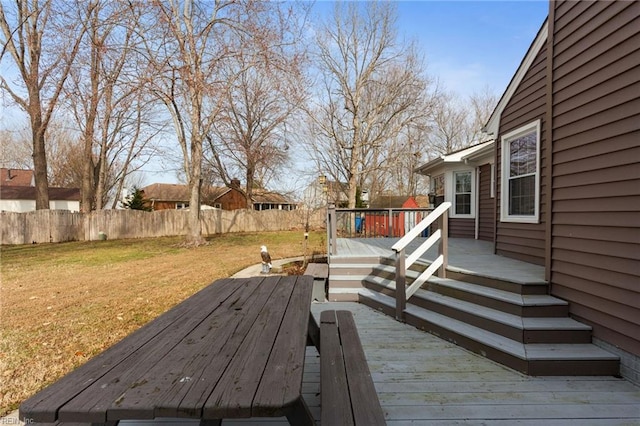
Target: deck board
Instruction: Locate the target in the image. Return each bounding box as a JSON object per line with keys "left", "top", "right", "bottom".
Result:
{"left": 120, "top": 301, "right": 640, "bottom": 425}
{"left": 308, "top": 302, "right": 640, "bottom": 425}
{"left": 334, "top": 237, "right": 546, "bottom": 284}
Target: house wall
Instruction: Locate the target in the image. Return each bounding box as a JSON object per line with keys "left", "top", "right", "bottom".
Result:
{"left": 0, "top": 199, "right": 80, "bottom": 212}
{"left": 0, "top": 199, "right": 34, "bottom": 212}
{"left": 478, "top": 163, "right": 494, "bottom": 242}
{"left": 150, "top": 201, "right": 177, "bottom": 211}
{"left": 217, "top": 189, "right": 247, "bottom": 210}
{"left": 496, "top": 41, "right": 548, "bottom": 265}
{"left": 49, "top": 200, "right": 80, "bottom": 212}
{"left": 449, "top": 218, "right": 474, "bottom": 239}
{"left": 548, "top": 0, "right": 640, "bottom": 357}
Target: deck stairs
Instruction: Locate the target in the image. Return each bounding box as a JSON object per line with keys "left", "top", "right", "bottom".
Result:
{"left": 329, "top": 256, "right": 620, "bottom": 376}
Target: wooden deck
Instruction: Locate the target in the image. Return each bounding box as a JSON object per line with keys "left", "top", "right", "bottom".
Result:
{"left": 116, "top": 302, "right": 640, "bottom": 425}
{"left": 214, "top": 302, "right": 640, "bottom": 425}
{"left": 333, "top": 237, "right": 546, "bottom": 284}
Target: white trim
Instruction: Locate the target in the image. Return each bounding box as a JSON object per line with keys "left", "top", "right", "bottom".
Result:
{"left": 484, "top": 20, "right": 548, "bottom": 137}
{"left": 452, "top": 170, "right": 474, "bottom": 218}
{"left": 500, "top": 120, "right": 541, "bottom": 223}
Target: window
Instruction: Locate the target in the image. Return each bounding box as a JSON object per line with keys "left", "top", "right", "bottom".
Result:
{"left": 176, "top": 202, "right": 189, "bottom": 210}
{"left": 501, "top": 120, "right": 540, "bottom": 222}
{"left": 454, "top": 171, "right": 472, "bottom": 215}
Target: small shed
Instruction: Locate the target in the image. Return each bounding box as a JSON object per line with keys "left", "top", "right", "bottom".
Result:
{"left": 365, "top": 196, "right": 424, "bottom": 237}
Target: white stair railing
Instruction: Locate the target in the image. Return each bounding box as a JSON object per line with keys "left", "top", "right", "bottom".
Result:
{"left": 392, "top": 202, "right": 450, "bottom": 321}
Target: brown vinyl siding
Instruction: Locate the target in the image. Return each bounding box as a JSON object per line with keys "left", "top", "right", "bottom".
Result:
{"left": 496, "top": 43, "right": 547, "bottom": 266}
{"left": 150, "top": 201, "right": 177, "bottom": 211}
{"left": 549, "top": 0, "right": 640, "bottom": 355}
{"left": 478, "top": 163, "right": 494, "bottom": 242}
{"left": 448, "top": 218, "right": 474, "bottom": 239}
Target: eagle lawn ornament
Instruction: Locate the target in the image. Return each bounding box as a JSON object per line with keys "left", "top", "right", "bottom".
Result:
{"left": 260, "top": 245, "right": 272, "bottom": 274}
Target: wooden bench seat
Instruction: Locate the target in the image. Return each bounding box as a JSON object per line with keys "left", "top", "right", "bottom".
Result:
{"left": 320, "top": 310, "right": 385, "bottom": 425}
{"left": 304, "top": 263, "right": 329, "bottom": 302}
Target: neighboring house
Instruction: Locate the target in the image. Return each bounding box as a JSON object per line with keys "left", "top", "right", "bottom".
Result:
{"left": 1, "top": 168, "right": 35, "bottom": 186}
{"left": 303, "top": 177, "right": 349, "bottom": 209}
{"left": 436, "top": 1, "right": 639, "bottom": 380}
{"left": 252, "top": 189, "right": 297, "bottom": 211}
{"left": 140, "top": 183, "right": 192, "bottom": 210}
{"left": 416, "top": 141, "right": 494, "bottom": 240}
{"left": 0, "top": 168, "right": 80, "bottom": 212}
{"left": 141, "top": 181, "right": 296, "bottom": 211}
{"left": 0, "top": 186, "right": 81, "bottom": 212}
{"left": 365, "top": 195, "right": 427, "bottom": 237}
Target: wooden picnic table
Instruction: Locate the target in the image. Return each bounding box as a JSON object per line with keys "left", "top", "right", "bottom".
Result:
{"left": 20, "top": 275, "right": 316, "bottom": 426}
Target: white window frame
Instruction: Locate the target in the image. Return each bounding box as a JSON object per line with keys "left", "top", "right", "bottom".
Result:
{"left": 500, "top": 120, "right": 540, "bottom": 223}
{"left": 453, "top": 170, "right": 473, "bottom": 217}
{"left": 448, "top": 168, "right": 475, "bottom": 219}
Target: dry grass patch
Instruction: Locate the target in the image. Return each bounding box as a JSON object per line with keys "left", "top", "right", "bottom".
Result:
{"left": 0, "top": 231, "right": 326, "bottom": 415}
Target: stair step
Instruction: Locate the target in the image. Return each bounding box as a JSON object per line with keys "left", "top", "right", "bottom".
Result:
{"left": 364, "top": 274, "right": 569, "bottom": 318}
{"left": 363, "top": 275, "right": 591, "bottom": 343}
{"left": 330, "top": 263, "right": 378, "bottom": 275}
{"left": 445, "top": 267, "right": 549, "bottom": 295}
{"left": 429, "top": 277, "right": 569, "bottom": 317}
{"left": 358, "top": 288, "right": 619, "bottom": 376}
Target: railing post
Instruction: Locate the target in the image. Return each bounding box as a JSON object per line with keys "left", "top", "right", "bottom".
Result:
{"left": 395, "top": 249, "right": 406, "bottom": 322}
{"left": 328, "top": 203, "right": 337, "bottom": 255}
{"left": 437, "top": 209, "right": 448, "bottom": 278}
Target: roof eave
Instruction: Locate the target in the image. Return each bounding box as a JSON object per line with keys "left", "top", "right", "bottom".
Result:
{"left": 484, "top": 18, "right": 549, "bottom": 137}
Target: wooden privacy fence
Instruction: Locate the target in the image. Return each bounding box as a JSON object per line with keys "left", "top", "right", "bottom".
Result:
{"left": 0, "top": 208, "right": 325, "bottom": 245}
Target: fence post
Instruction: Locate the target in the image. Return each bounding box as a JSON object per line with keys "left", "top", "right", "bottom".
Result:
{"left": 327, "top": 203, "right": 337, "bottom": 255}
{"left": 395, "top": 249, "right": 406, "bottom": 321}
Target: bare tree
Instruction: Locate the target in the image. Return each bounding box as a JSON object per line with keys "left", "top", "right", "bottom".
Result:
{"left": 468, "top": 85, "right": 499, "bottom": 141}
{"left": 0, "top": 128, "right": 32, "bottom": 169}
{"left": 426, "top": 91, "right": 468, "bottom": 157}
{"left": 0, "top": 0, "right": 87, "bottom": 209}
{"left": 134, "top": 0, "right": 232, "bottom": 245}
{"left": 425, "top": 87, "right": 498, "bottom": 159}
{"left": 66, "top": 1, "right": 159, "bottom": 210}
{"left": 306, "top": 1, "right": 430, "bottom": 208}
{"left": 205, "top": 6, "right": 309, "bottom": 208}
{"left": 138, "top": 0, "right": 307, "bottom": 244}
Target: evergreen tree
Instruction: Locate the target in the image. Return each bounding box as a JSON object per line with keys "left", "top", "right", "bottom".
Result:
{"left": 122, "top": 187, "right": 152, "bottom": 211}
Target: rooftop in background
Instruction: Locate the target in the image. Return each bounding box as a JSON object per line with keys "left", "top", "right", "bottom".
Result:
{"left": 1, "top": 168, "right": 34, "bottom": 187}
{"left": 0, "top": 186, "right": 81, "bottom": 201}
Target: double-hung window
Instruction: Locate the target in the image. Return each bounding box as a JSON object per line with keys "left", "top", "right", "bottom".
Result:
{"left": 454, "top": 171, "right": 472, "bottom": 215}
{"left": 501, "top": 120, "right": 540, "bottom": 222}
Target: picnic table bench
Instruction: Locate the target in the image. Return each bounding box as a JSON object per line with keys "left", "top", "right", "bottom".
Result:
{"left": 20, "top": 275, "right": 316, "bottom": 426}
{"left": 303, "top": 263, "right": 329, "bottom": 302}
{"left": 320, "top": 310, "right": 386, "bottom": 425}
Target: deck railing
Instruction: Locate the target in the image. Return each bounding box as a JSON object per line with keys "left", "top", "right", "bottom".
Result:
{"left": 326, "top": 205, "right": 434, "bottom": 255}
{"left": 391, "top": 202, "right": 451, "bottom": 320}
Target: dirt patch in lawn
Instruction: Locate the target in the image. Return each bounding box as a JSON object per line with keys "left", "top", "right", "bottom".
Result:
{"left": 0, "top": 231, "right": 326, "bottom": 416}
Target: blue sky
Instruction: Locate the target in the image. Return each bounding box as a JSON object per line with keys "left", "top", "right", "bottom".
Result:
{"left": 1, "top": 1, "right": 549, "bottom": 188}
{"left": 311, "top": 0, "right": 549, "bottom": 99}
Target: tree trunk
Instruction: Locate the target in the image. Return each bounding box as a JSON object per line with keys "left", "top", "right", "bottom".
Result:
{"left": 32, "top": 124, "right": 50, "bottom": 210}
{"left": 185, "top": 132, "right": 206, "bottom": 246}
{"left": 30, "top": 91, "right": 49, "bottom": 210}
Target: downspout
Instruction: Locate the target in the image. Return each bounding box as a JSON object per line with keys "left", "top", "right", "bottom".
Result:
{"left": 544, "top": 1, "right": 555, "bottom": 283}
